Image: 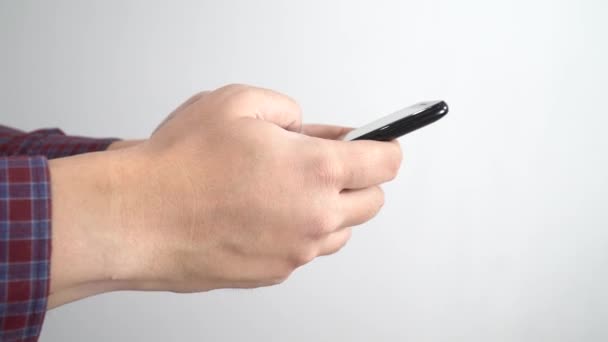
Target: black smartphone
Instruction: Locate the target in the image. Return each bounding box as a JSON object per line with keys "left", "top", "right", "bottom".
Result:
{"left": 342, "top": 100, "right": 449, "bottom": 141}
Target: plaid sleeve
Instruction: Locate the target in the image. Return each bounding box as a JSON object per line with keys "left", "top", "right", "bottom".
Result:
{"left": 0, "top": 156, "right": 51, "bottom": 342}
{"left": 0, "top": 125, "right": 118, "bottom": 159}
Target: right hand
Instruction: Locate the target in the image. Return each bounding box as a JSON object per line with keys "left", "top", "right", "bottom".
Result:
{"left": 82, "top": 84, "right": 402, "bottom": 293}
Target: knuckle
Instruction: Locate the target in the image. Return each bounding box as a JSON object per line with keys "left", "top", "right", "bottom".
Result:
{"left": 336, "top": 230, "right": 353, "bottom": 251}
{"left": 308, "top": 211, "right": 338, "bottom": 238}
{"left": 268, "top": 89, "right": 299, "bottom": 107}
{"left": 283, "top": 94, "right": 302, "bottom": 115}
{"left": 260, "top": 88, "right": 302, "bottom": 120}
{"left": 323, "top": 229, "right": 353, "bottom": 256}
{"left": 235, "top": 86, "right": 259, "bottom": 100}
{"left": 268, "top": 276, "right": 287, "bottom": 286}
{"left": 183, "top": 92, "right": 205, "bottom": 105}
{"left": 292, "top": 247, "right": 318, "bottom": 266}
{"left": 360, "top": 187, "right": 384, "bottom": 221}
{"left": 222, "top": 83, "right": 249, "bottom": 92}
{"left": 308, "top": 224, "right": 325, "bottom": 240}
{"left": 268, "top": 267, "right": 292, "bottom": 285}
{"left": 193, "top": 90, "right": 209, "bottom": 99}
{"left": 218, "top": 84, "right": 255, "bottom": 100}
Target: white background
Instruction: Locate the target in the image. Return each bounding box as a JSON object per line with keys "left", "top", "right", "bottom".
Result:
{"left": 1, "top": 1, "right": 608, "bottom": 341}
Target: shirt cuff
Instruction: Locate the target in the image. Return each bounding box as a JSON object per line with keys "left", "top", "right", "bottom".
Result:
{"left": 26, "top": 129, "right": 118, "bottom": 159}
{"left": 0, "top": 156, "right": 51, "bottom": 341}
{"left": 3, "top": 128, "right": 118, "bottom": 159}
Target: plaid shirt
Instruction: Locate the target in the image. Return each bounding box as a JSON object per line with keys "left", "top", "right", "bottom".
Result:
{"left": 0, "top": 125, "right": 116, "bottom": 341}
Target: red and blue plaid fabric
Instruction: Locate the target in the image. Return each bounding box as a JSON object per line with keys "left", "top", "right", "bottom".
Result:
{"left": 0, "top": 156, "right": 50, "bottom": 342}
{"left": 0, "top": 125, "right": 115, "bottom": 158}
{"left": 0, "top": 125, "right": 116, "bottom": 341}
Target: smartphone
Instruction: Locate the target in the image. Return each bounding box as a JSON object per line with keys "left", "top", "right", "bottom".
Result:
{"left": 342, "top": 100, "right": 449, "bottom": 141}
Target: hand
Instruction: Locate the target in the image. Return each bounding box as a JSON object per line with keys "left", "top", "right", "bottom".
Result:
{"left": 48, "top": 84, "right": 402, "bottom": 306}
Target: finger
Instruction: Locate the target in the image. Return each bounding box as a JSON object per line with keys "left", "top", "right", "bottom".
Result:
{"left": 339, "top": 186, "right": 385, "bottom": 227}
{"left": 318, "top": 227, "right": 352, "bottom": 256}
{"left": 216, "top": 84, "right": 302, "bottom": 132}
{"left": 301, "top": 124, "right": 353, "bottom": 140}
{"left": 329, "top": 139, "right": 402, "bottom": 189}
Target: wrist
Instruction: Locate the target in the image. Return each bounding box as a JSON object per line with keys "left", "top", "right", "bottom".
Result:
{"left": 47, "top": 148, "right": 143, "bottom": 307}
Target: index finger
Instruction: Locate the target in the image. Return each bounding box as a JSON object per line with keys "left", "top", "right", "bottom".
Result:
{"left": 212, "top": 84, "right": 303, "bottom": 132}
{"left": 330, "top": 138, "right": 402, "bottom": 189}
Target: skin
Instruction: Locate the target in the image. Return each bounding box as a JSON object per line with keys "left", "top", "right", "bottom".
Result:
{"left": 47, "top": 84, "right": 402, "bottom": 308}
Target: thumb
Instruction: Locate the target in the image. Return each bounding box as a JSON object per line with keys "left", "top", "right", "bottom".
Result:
{"left": 301, "top": 124, "right": 354, "bottom": 140}
{"left": 217, "top": 84, "right": 302, "bottom": 132}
